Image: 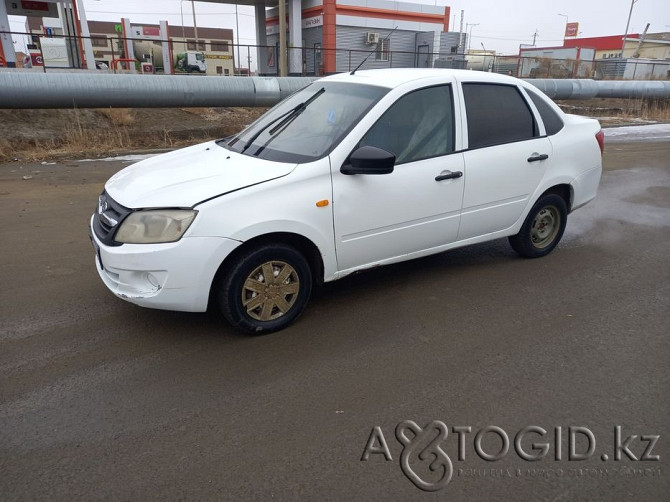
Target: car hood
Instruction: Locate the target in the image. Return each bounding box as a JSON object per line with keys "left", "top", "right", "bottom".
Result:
{"left": 104, "top": 141, "right": 297, "bottom": 208}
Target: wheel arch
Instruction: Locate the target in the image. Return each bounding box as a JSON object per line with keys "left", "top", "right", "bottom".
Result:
{"left": 540, "top": 183, "right": 573, "bottom": 213}
{"left": 506, "top": 181, "right": 574, "bottom": 240}
{"left": 208, "top": 232, "right": 325, "bottom": 310}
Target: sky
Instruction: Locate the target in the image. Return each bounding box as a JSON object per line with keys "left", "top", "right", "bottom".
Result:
{"left": 7, "top": 0, "right": 670, "bottom": 70}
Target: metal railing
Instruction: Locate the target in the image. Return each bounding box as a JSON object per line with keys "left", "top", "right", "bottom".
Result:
{"left": 470, "top": 55, "right": 670, "bottom": 80}
{"left": 1, "top": 30, "right": 459, "bottom": 75}
{"left": 1, "top": 30, "right": 252, "bottom": 74}
{"left": 2, "top": 31, "right": 669, "bottom": 80}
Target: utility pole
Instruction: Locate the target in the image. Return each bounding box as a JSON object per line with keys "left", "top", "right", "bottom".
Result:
{"left": 191, "top": 1, "right": 199, "bottom": 44}
{"left": 466, "top": 23, "right": 479, "bottom": 51}
{"left": 558, "top": 13, "right": 568, "bottom": 40}
{"left": 532, "top": 29, "right": 539, "bottom": 46}
{"left": 621, "top": 0, "right": 639, "bottom": 59}
{"left": 180, "top": 2, "right": 185, "bottom": 43}
{"left": 458, "top": 10, "right": 464, "bottom": 55}
{"left": 632, "top": 22, "right": 650, "bottom": 58}
{"left": 235, "top": 5, "right": 240, "bottom": 74}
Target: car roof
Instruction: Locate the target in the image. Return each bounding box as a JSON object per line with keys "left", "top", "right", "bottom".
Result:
{"left": 321, "top": 68, "right": 522, "bottom": 89}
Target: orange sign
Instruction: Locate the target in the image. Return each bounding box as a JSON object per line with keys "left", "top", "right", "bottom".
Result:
{"left": 565, "top": 22, "right": 579, "bottom": 38}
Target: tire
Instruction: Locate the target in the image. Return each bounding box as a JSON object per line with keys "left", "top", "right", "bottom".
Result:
{"left": 217, "top": 244, "right": 312, "bottom": 334}
{"left": 508, "top": 194, "right": 568, "bottom": 258}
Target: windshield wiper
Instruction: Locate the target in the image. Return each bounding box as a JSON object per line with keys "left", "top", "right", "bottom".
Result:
{"left": 268, "top": 87, "right": 325, "bottom": 134}
{"left": 240, "top": 87, "right": 325, "bottom": 154}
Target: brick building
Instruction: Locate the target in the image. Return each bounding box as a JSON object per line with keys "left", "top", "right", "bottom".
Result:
{"left": 26, "top": 17, "right": 235, "bottom": 75}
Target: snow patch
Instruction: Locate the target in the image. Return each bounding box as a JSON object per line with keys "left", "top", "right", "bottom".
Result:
{"left": 604, "top": 124, "right": 670, "bottom": 143}
{"left": 78, "top": 153, "right": 158, "bottom": 163}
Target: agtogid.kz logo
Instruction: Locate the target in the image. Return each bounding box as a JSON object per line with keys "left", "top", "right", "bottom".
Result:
{"left": 361, "top": 422, "right": 661, "bottom": 492}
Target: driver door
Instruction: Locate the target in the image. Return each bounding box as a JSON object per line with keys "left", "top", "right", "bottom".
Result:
{"left": 331, "top": 84, "right": 465, "bottom": 272}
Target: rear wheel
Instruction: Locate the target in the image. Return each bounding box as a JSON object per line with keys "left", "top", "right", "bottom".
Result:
{"left": 217, "top": 244, "right": 312, "bottom": 334}
{"left": 509, "top": 194, "right": 567, "bottom": 258}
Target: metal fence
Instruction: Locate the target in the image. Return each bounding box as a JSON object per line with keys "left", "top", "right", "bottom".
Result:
{"left": 1, "top": 30, "right": 463, "bottom": 75}
{"left": 1, "top": 30, "right": 249, "bottom": 74}
{"left": 2, "top": 31, "right": 669, "bottom": 80}
{"left": 469, "top": 55, "right": 670, "bottom": 80}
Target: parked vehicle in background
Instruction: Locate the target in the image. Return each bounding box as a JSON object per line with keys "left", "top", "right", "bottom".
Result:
{"left": 176, "top": 51, "right": 206, "bottom": 73}
{"left": 90, "top": 69, "right": 604, "bottom": 334}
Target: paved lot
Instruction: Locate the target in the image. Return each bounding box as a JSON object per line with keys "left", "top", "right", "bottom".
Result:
{"left": 1, "top": 139, "right": 669, "bottom": 500}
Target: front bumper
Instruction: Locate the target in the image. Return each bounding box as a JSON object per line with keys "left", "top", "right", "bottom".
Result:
{"left": 90, "top": 216, "right": 241, "bottom": 312}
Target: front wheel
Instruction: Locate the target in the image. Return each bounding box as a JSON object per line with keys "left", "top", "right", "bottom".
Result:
{"left": 217, "top": 244, "right": 312, "bottom": 334}
{"left": 509, "top": 194, "right": 567, "bottom": 258}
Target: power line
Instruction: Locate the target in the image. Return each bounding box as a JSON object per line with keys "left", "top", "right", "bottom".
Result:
{"left": 87, "top": 10, "right": 255, "bottom": 17}
{"left": 474, "top": 34, "right": 564, "bottom": 42}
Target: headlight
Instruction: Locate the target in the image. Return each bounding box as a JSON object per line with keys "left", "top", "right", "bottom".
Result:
{"left": 114, "top": 209, "right": 197, "bottom": 244}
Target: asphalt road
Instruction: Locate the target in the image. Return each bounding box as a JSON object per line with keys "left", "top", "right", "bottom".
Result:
{"left": 1, "top": 140, "right": 669, "bottom": 501}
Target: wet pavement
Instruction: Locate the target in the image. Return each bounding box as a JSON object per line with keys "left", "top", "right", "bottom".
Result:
{"left": 1, "top": 137, "right": 668, "bottom": 500}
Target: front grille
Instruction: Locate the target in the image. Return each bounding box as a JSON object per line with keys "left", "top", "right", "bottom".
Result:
{"left": 92, "top": 191, "right": 131, "bottom": 246}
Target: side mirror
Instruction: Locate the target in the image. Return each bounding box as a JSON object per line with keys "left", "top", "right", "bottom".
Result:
{"left": 341, "top": 146, "right": 395, "bottom": 175}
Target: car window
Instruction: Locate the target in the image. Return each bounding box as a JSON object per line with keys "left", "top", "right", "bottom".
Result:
{"left": 525, "top": 87, "right": 564, "bottom": 136}
{"left": 359, "top": 85, "right": 454, "bottom": 165}
{"left": 462, "top": 83, "right": 538, "bottom": 149}
{"left": 224, "top": 82, "right": 389, "bottom": 163}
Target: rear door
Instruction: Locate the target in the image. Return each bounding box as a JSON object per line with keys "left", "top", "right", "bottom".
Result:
{"left": 458, "top": 82, "right": 552, "bottom": 240}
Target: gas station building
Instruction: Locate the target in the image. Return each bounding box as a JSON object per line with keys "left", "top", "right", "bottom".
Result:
{"left": 1, "top": 0, "right": 457, "bottom": 75}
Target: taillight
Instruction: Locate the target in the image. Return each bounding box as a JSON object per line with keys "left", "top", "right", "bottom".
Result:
{"left": 595, "top": 130, "right": 605, "bottom": 156}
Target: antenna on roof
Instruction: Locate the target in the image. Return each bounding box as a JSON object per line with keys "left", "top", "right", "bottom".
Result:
{"left": 350, "top": 27, "right": 398, "bottom": 75}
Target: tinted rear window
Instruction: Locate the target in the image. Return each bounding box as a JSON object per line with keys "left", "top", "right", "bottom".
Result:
{"left": 525, "top": 87, "right": 564, "bottom": 136}
{"left": 463, "top": 83, "right": 538, "bottom": 149}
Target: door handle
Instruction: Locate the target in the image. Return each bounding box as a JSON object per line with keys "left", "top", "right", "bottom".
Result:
{"left": 527, "top": 153, "right": 549, "bottom": 162}
{"left": 435, "top": 170, "right": 463, "bottom": 181}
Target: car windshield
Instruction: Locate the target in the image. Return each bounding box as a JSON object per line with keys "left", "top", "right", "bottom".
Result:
{"left": 222, "top": 82, "right": 389, "bottom": 163}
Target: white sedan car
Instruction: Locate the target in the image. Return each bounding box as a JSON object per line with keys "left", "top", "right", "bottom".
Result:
{"left": 91, "top": 69, "right": 603, "bottom": 333}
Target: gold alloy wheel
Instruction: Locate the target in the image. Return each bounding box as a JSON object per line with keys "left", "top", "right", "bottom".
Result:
{"left": 531, "top": 205, "right": 561, "bottom": 249}
{"left": 241, "top": 261, "right": 300, "bottom": 321}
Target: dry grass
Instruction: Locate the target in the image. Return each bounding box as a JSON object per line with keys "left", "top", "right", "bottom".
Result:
{"left": 5, "top": 99, "right": 663, "bottom": 163}
{"left": 607, "top": 98, "right": 670, "bottom": 120}
{"left": 0, "top": 131, "right": 197, "bottom": 162}
{"left": 180, "top": 107, "right": 225, "bottom": 122}
{"left": 557, "top": 97, "right": 670, "bottom": 123}
{"left": 0, "top": 108, "right": 139, "bottom": 160}
{"left": 96, "top": 108, "right": 135, "bottom": 126}
{"left": 0, "top": 106, "right": 268, "bottom": 162}
{"left": 0, "top": 139, "right": 13, "bottom": 161}
{"left": 0, "top": 108, "right": 175, "bottom": 161}
{"left": 639, "top": 98, "right": 670, "bottom": 121}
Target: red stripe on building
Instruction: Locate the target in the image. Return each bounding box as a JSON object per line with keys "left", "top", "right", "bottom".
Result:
{"left": 335, "top": 5, "right": 445, "bottom": 24}
{"left": 563, "top": 34, "right": 639, "bottom": 51}
{"left": 267, "top": 5, "right": 447, "bottom": 26}
{"left": 266, "top": 6, "right": 324, "bottom": 25}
